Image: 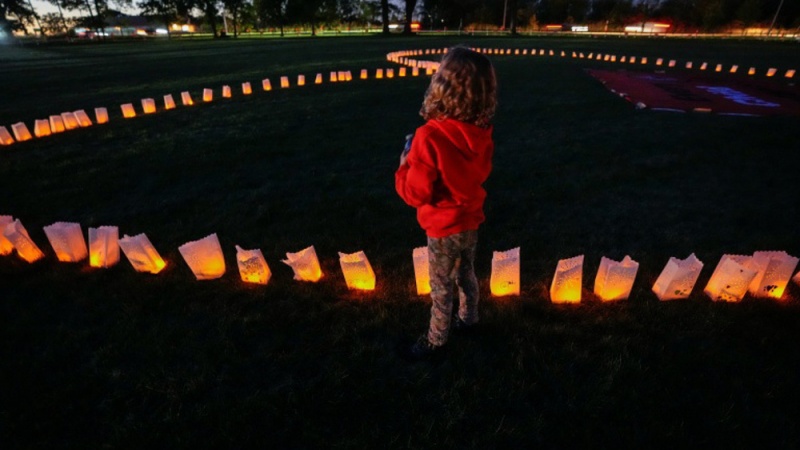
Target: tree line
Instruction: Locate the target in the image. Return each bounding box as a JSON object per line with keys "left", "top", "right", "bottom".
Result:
{"left": 2, "top": 0, "right": 798, "bottom": 38}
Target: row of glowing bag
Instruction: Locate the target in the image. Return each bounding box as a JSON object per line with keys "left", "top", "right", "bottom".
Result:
{"left": 2, "top": 216, "right": 798, "bottom": 300}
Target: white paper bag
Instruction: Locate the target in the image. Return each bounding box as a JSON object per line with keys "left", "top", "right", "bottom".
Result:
{"left": 282, "top": 245, "right": 322, "bottom": 282}
{"left": 550, "top": 255, "right": 584, "bottom": 303}
{"left": 490, "top": 247, "right": 520, "bottom": 296}
{"left": 1, "top": 126, "right": 16, "bottom": 145}
{"left": 594, "top": 255, "right": 639, "bottom": 301}
{"left": 652, "top": 253, "right": 704, "bottom": 300}
{"left": 3, "top": 219, "right": 44, "bottom": 263}
{"left": 412, "top": 246, "right": 431, "bottom": 295}
{"left": 118, "top": 233, "right": 166, "bottom": 274}
{"left": 338, "top": 251, "right": 375, "bottom": 291}
{"left": 178, "top": 233, "right": 226, "bottom": 280}
{"left": 43, "top": 222, "right": 88, "bottom": 263}
{"left": 236, "top": 245, "right": 271, "bottom": 285}
{"left": 11, "top": 122, "right": 32, "bottom": 142}
{"left": 88, "top": 226, "right": 120, "bottom": 268}
{"left": 704, "top": 255, "right": 758, "bottom": 302}
{"left": 73, "top": 110, "right": 93, "bottom": 127}
{"left": 747, "top": 251, "right": 799, "bottom": 299}
{"left": 0, "top": 215, "right": 15, "bottom": 255}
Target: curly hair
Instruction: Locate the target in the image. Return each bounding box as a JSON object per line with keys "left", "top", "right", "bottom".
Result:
{"left": 420, "top": 46, "right": 497, "bottom": 128}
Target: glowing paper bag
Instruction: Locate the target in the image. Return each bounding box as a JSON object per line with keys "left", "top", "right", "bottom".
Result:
{"left": 652, "top": 253, "right": 704, "bottom": 301}
{"left": 704, "top": 255, "right": 757, "bottom": 302}
{"left": 121, "top": 104, "right": 136, "bottom": 118}
{"left": 297, "top": 75, "right": 305, "bottom": 86}
{"left": 594, "top": 255, "right": 639, "bottom": 301}
{"left": 222, "top": 85, "right": 232, "bottom": 98}
{"left": 181, "top": 91, "right": 194, "bottom": 106}
{"left": 0, "top": 127, "right": 13, "bottom": 145}
{"left": 164, "top": 94, "right": 176, "bottom": 110}
{"left": 74, "top": 110, "right": 93, "bottom": 127}
{"left": 203, "top": 89, "right": 213, "bottom": 102}
{"left": 236, "top": 245, "right": 271, "bottom": 285}
{"left": 3, "top": 219, "right": 44, "bottom": 263}
{"left": 61, "top": 112, "right": 79, "bottom": 130}
{"left": 412, "top": 246, "right": 431, "bottom": 295}
{"left": 118, "top": 233, "right": 166, "bottom": 274}
{"left": 141, "top": 98, "right": 156, "bottom": 114}
{"left": 280, "top": 77, "right": 289, "bottom": 88}
{"left": 95, "top": 107, "right": 109, "bottom": 124}
{"left": 747, "top": 251, "right": 799, "bottom": 299}
{"left": 242, "top": 82, "right": 252, "bottom": 95}
{"left": 338, "top": 251, "right": 376, "bottom": 291}
{"left": 490, "top": 247, "right": 520, "bottom": 296}
{"left": 43, "top": 222, "right": 88, "bottom": 263}
{"left": 178, "top": 233, "right": 226, "bottom": 280}
{"left": 49, "top": 115, "right": 66, "bottom": 133}
{"left": 34, "top": 120, "right": 51, "bottom": 138}
{"left": 0, "top": 215, "right": 14, "bottom": 255}
{"left": 550, "top": 255, "right": 584, "bottom": 303}
{"left": 88, "top": 226, "right": 119, "bottom": 268}
{"left": 262, "top": 79, "right": 272, "bottom": 91}
{"left": 282, "top": 245, "right": 322, "bottom": 282}
{"left": 11, "top": 122, "right": 32, "bottom": 142}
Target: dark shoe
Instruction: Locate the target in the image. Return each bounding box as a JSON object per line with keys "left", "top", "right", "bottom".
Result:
{"left": 451, "top": 317, "right": 478, "bottom": 334}
{"left": 399, "top": 335, "right": 444, "bottom": 362}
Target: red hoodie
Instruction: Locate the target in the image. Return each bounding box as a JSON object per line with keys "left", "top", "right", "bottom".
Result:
{"left": 395, "top": 118, "right": 494, "bottom": 238}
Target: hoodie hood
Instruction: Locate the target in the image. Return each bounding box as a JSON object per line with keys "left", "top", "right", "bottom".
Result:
{"left": 428, "top": 118, "right": 494, "bottom": 161}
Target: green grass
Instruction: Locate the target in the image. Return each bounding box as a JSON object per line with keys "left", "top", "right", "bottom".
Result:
{"left": 2, "top": 36, "right": 800, "bottom": 448}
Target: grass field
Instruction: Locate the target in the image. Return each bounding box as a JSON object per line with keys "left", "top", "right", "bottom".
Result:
{"left": 2, "top": 35, "right": 800, "bottom": 448}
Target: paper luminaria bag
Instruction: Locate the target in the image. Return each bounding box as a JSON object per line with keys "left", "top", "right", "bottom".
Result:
{"left": 118, "top": 233, "right": 166, "bottom": 274}
{"left": 704, "top": 254, "right": 758, "bottom": 302}
{"left": 95, "top": 107, "right": 109, "bottom": 124}
{"left": 652, "top": 253, "right": 704, "bottom": 301}
{"left": 11, "top": 122, "right": 32, "bottom": 142}
{"left": 594, "top": 255, "right": 639, "bottom": 301}
{"left": 412, "top": 246, "right": 431, "bottom": 295}
{"left": 88, "top": 226, "right": 120, "bottom": 268}
{"left": 490, "top": 247, "right": 520, "bottom": 296}
{"left": 747, "top": 251, "right": 799, "bottom": 299}
{"left": 338, "top": 251, "right": 376, "bottom": 291}
{"left": 0, "top": 215, "right": 14, "bottom": 255}
{"left": 49, "top": 115, "right": 66, "bottom": 133}
{"left": 178, "top": 233, "right": 226, "bottom": 280}
{"left": 3, "top": 219, "right": 45, "bottom": 263}
{"left": 0, "top": 126, "right": 15, "bottom": 145}
{"left": 282, "top": 245, "right": 322, "bottom": 282}
{"left": 74, "top": 110, "right": 93, "bottom": 127}
{"left": 61, "top": 112, "right": 79, "bottom": 130}
{"left": 34, "top": 120, "right": 51, "bottom": 138}
{"left": 141, "top": 98, "right": 156, "bottom": 114}
{"left": 43, "top": 222, "right": 88, "bottom": 263}
{"left": 236, "top": 245, "right": 271, "bottom": 285}
{"left": 550, "top": 255, "right": 584, "bottom": 303}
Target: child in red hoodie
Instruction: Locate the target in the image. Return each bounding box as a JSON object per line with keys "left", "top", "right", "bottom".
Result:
{"left": 396, "top": 46, "right": 497, "bottom": 360}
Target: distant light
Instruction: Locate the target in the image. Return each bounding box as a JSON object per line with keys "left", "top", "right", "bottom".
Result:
{"left": 388, "top": 24, "right": 399, "bottom": 30}
{"left": 155, "top": 28, "right": 168, "bottom": 35}
{"left": 571, "top": 26, "right": 588, "bottom": 32}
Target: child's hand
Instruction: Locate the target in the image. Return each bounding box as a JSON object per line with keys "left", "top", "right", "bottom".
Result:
{"left": 400, "top": 133, "right": 413, "bottom": 167}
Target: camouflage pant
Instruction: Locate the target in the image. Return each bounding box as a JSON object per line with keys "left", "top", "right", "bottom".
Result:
{"left": 426, "top": 230, "right": 480, "bottom": 347}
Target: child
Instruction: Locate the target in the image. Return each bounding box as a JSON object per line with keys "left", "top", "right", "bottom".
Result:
{"left": 395, "top": 46, "right": 497, "bottom": 360}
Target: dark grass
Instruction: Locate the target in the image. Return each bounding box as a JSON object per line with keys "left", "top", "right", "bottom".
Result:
{"left": 2, "top": 36, "right": 800, "bottom": 448}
